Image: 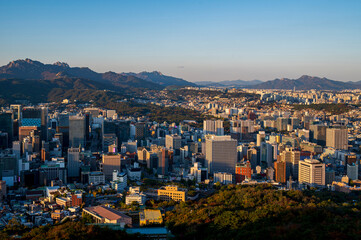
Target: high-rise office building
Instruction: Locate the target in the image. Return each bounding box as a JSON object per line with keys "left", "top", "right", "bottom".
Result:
{"left": 22, "top": 107, "right": 48, "bottom": 141}
{"left": 247, "top": 148, "right": 258, "bottom": 171}
{"left": 298, "top": 159, "right": 325, "bottom": 186}
{"left": 326, "top": 127, "right": 348, "bottom": 150}
{"left": 157, "top": 148, "right": 169, "bottom": 176}
{"left": 40, "top": 161, "right": 67, "bottom": 185}
{"left": 101, "top": 153, "right": 121, "bottom": 180}
{"left": 0, "top": 112, "right": 13, "bottom": 148}
{"left": 274, "top": 161, "right": 286, "bottom": 183}
{"left": 103, "top": 133, "right": 118, "bottom": 152}
{"left": 309, "top": 124, "right": 327, "bottom": 146}
{"left": 57, "top": 113, "right": 70, "bottom": 148}
{"left": 290, "top": 117, "right": 301, "bottom": 129}
{"left": 0, "top": 180, "right": 6, "bottom": 200}
{"left": 260, "top": 142, "right": 274, "bottom": 168}
{"left": 276, "top": 117, "right": 289, "bottom": 131}
{"left": 67, "top": 147, "right": 81, "bottom": 178}
{"left": 40, "top": 107, "right": 48, "bottom": 141}
{"left": 165, "top": 134, "right": 182, "bottom": 150}
{"left": 10, "top": 105, "right": 22, "bottom": 121}
{"left": 104, "top": 120, "right": 130, "bottom": 149}
{"left": 22, "top": 107, "right": 41, "bottom": 127}
{"left": 256, "top": 131, "right": 266, "bottom": 146}
{"left": 205, "top": 135, "right": 237, "bottom": 174}
{"left": 347, "top": 164, "right": 358, "bottom": 180}
{"left": 134, "top": 122, "right": 147, "bottom": 141}
{"left": 0, "top": 153, "right": 17, "bottom": 179}
{"left": 19, "top": 126, "right": 39, "bottom": 143}
{"left": 203, "top": 120, "right": 224, "bottom": 136}
{"left": 69, "top": 115, "right": 86, "bottom": 148}
{"left": 279, "top": 148, "right": 300, "bottom": 180}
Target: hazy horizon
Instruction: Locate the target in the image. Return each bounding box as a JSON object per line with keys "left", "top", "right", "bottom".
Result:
{"left": 1, "top": 0, "right": 360, "bottom": 82}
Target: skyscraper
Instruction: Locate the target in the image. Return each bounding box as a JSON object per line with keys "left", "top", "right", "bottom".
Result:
{"left": 310, "top": 124, "right": 327, "bottom": 146}
{"left": 69, "top": 115, "right": 86, "bottom": 148}
{"left": 40, "top": 107, "right": 48, "bottom": 142}
{"left": 256, "top": 131, "right": 266, "bottom": 146}
{"left": 279, "top": 148, "right": 300, "bottom": 180}
{"left": 205, "top": 135, "right": 237, "bottom": 174}
{"left": 22, "top": 107, "right": 48, "bottom": 142}
{"left": 22, "top": 107, "right": 41, "bottom": 127}
{"left": 276, "top": 117, "right": 289, "bottom": 131}
{"left": 101, "top": 153, "right": 121, "bottom": 180}
{"left": 165, "top": 134, "right": 182, "bottom": 150}
{"left": 260, "top": 142, "right": 274, "bottom": 168}
{"left": 67, "top": 147, "right": 81, "bottom": 178}
{"left": 0, "top": 112, "right": 13, "bottom": 148}
{"left": 274, "top": 161, "right": 286, "bottom": 183}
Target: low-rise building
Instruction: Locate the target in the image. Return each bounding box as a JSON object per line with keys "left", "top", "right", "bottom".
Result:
{"left": 139, "top": 209, "right": 163, "bottom": 226}
{"left": 89, "top": 171, "right": 105, "bottom": 185}
{"left": 126, "top": 192, "right": 147, "bottom": 205}
{"left": 158, "top": 185, "right": 187, "bottom": 202}
{"left": 213, "top": 172, "right": 234, "bottom": 185}
{"left": 56, "top": 197, "right": 71, "bottom": 207}
{"left": 51, "top": 209, "right": 64, "bottom": 220}
{"left": 82, "top": 206, "right": 132, "bottom": 226}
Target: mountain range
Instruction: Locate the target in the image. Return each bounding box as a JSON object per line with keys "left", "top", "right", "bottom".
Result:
{"left": 251, "top": 75, "right": 361, "bottom": 90}
{"left": 1, "top": 59, "right": 361, "bottom": 103}
{"left": 0, "top": 59, "right": 195, "bottom": 89}
{"left": 194, "top": 79, "right": 262, "bottom": 88}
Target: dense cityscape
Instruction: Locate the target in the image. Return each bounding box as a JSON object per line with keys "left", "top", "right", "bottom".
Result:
{"left": 1, "top": 1, "right": 361, "bottom": 239}
{"left": 0, "top": 85, "right": 361, "bottom": 239}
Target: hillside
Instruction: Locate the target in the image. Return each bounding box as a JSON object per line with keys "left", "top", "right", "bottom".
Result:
{"left": 166, "top": 184, "right": 361, "bottom": 240}
{"left": 0, "top": 78, "right": 127, "bottom": 104}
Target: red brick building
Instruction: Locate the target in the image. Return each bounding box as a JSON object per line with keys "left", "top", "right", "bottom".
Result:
{"left": 274, "top": 161, "right": 286, "bottom": 183}
{"left": 71, "top": 193, "right": 83, "bottom": 207}
{"left": 235, "top": 161, "right": 252, "bottom": 183}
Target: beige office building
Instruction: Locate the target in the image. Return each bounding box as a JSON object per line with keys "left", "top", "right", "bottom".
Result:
{"left": 165, "top": 134, "right": 182, "bottom": 150}
{"left": 158, "top": 185, "right": 187, "bottom": 202}
{"left": 298, "top": 159, "right": 325, "bottom": 186}
{"left": 326, "top": 127, "right": 348, "bottom": 150}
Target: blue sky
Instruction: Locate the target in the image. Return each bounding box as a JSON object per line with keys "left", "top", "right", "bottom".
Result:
{"left": 0, "top": 0, "right": 360, "bottom": 82}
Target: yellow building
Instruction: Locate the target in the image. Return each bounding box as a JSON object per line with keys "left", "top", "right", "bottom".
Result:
{"left": 139, "top": 209, "right": 163, "bottom": 226}
{"left": 56, "top": 197, "right": 71, "bottom": 207}
{"left": 157, "top": 185, "right": 187, "bottom": 202}
{"left": 51, "top": 209, "right": 64, "bottom": 220}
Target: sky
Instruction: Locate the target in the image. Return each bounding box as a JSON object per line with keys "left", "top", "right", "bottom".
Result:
{"left": 0, "top": 0, "right": 360, "bottom": 82}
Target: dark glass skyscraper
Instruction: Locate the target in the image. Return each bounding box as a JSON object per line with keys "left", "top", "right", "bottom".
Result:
{"left": 0, "top": 112, "right": 13, "bottom": 147}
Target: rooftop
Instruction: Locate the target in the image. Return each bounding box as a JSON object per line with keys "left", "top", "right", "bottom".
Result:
{"left": 84, "top": 206, "right": 130, "bottom": 221}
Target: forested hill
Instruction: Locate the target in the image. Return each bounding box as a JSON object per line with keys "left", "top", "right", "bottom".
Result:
{"left": 166, "top": 184, "right": 361, "bottom": 240}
